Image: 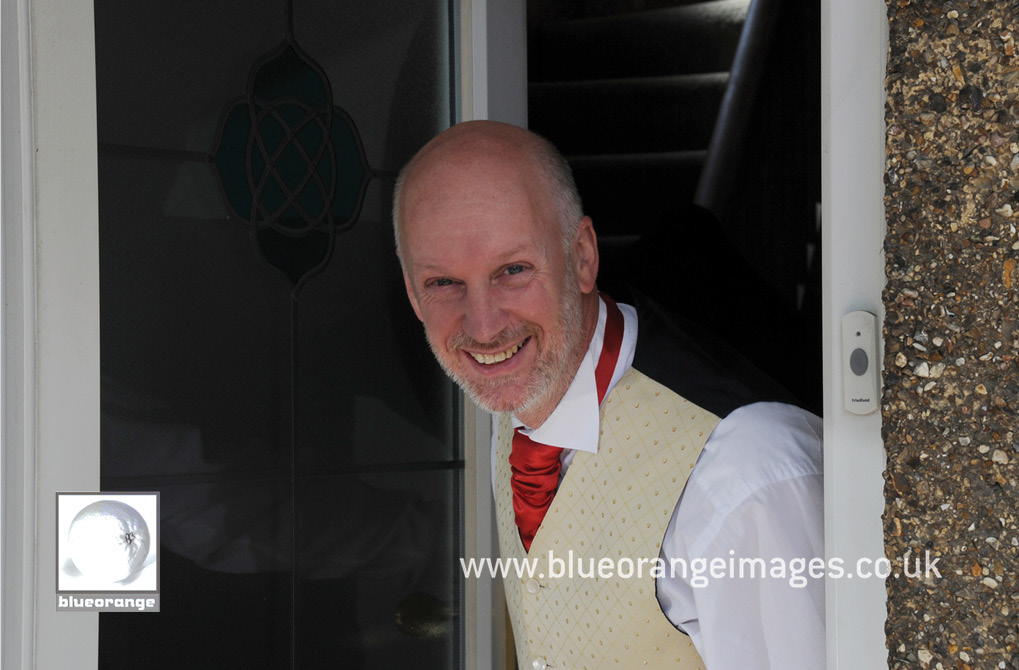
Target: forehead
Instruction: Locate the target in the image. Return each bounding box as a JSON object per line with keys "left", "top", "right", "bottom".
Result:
{"left": 400, "top": 148, "right": 560, "bottom": 268}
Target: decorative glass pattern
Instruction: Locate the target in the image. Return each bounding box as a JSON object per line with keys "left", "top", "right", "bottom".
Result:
{"left": 211, "top": 41, "right": 370, "bottom": 288}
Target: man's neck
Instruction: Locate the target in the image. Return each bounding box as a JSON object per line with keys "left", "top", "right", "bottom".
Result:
{"left": 514, "top": 290, "right": 601, "bottom": 429}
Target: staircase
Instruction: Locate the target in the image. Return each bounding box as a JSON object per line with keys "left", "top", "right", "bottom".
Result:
{"left": 528, "top": 0, "right": 822, "bottom": 411}
{"left": 529, "top": 0, "right": 749, "bottom": 246}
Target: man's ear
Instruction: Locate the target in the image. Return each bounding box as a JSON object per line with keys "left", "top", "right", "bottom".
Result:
{"left": 403, "top": 269, "right": 424, "bottom": 321}
{"left": 573, "top": 216, "right": 599, "bottom": 293}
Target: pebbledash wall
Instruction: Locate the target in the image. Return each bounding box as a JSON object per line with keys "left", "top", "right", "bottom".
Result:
{"left": 883, "top": 1, "right": 1019, "bottom": 668}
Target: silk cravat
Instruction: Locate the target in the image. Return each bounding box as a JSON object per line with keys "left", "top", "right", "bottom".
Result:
{"left": 509, "top": 294, "right": 624, "bottom": 551}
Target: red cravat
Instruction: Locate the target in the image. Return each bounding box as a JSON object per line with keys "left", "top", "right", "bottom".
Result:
{"left": 509, "top": 429, "right": 562, "bottom": 552}
{"left": 509, "top": 294, "right": 624, "bottom": 552}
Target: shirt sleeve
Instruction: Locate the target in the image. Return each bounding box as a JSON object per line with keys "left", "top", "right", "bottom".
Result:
{"left": 656, "top": 402, "right": 825, "bottom": 670}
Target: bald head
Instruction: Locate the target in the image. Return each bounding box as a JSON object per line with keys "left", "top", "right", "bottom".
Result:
{"left": 392, "top": 121, "right": 583, "bottom": 262}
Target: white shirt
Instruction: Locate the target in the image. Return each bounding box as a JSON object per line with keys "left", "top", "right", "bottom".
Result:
{"left": 492, "top": 297, "right": 825, "bottom": 669}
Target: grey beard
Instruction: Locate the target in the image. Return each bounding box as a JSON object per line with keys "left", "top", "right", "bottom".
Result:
{"left": 427, "top": 277, "right": 586, "bottom": 421}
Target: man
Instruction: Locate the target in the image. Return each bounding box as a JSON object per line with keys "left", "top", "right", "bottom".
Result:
{"left": 394, "top": 121, "right": 824, "bottom": 669}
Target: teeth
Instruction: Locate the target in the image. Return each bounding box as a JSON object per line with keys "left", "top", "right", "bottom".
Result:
{"left": 470, "top": 343, "right": 521, "bottom": 365}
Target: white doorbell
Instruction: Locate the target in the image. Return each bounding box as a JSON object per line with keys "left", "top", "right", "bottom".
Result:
{"left": 842, "top": 311, "right": 879, "bottom": 415}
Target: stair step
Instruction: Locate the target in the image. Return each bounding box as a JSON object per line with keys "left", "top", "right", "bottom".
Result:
{"left": 570, "top": 151, "right": 706, "bottom": 235}
{"left": 530, "top": 0, "right": 718, "bottom": 24}
{"left": 531, "top": 0, "right": 751, "bottom": 81}
{"left": 529, "top": 73, "right": 727, "bottom": 154}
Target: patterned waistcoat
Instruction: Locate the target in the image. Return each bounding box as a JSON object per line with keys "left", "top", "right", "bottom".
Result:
{"left": 494, "top": 366, "right": 720, "bottom": 670}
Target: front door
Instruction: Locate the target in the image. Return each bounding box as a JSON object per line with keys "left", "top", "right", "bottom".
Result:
{"left": 2, "top": 0, "right": 520, "bottom": 667}
{"left": 94, "top": 1, "right": 460, "bottom": 666}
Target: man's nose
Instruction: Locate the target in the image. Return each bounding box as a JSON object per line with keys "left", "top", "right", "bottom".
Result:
{"left": 462, "top": 286, "right": 507, "bottom": 343}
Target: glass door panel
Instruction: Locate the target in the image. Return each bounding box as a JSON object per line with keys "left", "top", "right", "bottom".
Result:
{"left": 94, "top": 1, "right": 460, "bottom": 667}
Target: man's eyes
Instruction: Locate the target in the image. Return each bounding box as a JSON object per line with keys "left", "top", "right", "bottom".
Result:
{"left": 426, "top": 265, "right": 527, "bottom": 290}
{"left": 423, "top": 277, "right": 460, "bottom": 292}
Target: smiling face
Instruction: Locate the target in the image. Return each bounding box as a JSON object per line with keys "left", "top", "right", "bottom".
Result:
{"left": 396, "top": 123, "right": 599, "bottom": 427}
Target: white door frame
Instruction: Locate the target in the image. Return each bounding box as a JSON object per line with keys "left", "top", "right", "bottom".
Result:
{"left": 460, "top": 2, "right": 526, "bottom": 668}
{"left": 3, "top": 0, "right": 102, "bottom": 665}
{"left": 821, "top": 0, "right": 889, "bottom": 668}
{"left": 3, "top": 0, "right": 888, "bottom": 668}
{"left": 3, "top": 0, "right": 103, "bottom": 666}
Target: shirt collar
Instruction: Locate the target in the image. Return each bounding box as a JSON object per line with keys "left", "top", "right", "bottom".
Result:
{"left": 513, "top": 295, "right": 638, "bottom": 453}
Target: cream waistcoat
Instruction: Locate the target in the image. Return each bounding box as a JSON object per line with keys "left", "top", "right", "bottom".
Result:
{"left": 495, "top": 367, "right": 720, "bottom": 670}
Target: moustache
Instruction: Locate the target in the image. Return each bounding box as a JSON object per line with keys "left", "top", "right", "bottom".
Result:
{"left": 447, "top": 324, "right": 538, "bottom": 354}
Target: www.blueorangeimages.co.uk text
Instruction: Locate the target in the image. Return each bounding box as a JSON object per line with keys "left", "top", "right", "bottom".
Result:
{"left": 460, "top": 549, "right": 942, "bottom": 588}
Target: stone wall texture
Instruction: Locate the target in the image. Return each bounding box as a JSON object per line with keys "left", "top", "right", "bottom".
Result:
{"left": 884, "top": 1, "right": 1019, "bottom": 668}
